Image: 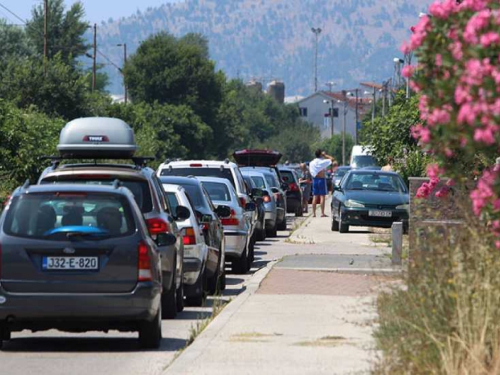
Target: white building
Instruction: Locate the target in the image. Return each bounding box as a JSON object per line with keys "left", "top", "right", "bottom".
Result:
{"left": 296, "top": 90, "right": 372, "bottom": 141}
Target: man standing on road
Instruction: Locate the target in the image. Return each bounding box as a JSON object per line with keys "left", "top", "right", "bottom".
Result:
{"left": 309, "top": 149, "right": 336, "bottom": 217}
{"left": 299, "top": 163, "right": 312, "bottom": 214}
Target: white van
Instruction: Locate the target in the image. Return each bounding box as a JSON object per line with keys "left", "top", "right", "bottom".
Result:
{"left": 349, "top": 145, "right": 378, "bottom": 169}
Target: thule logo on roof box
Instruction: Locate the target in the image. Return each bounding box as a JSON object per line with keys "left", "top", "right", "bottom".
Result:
{"left": 83, "top": 135, "right": 109, "bottom": 142}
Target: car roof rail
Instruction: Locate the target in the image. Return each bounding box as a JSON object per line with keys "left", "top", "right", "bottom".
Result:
{"left": 131, "top": 157, "right": 155, "bottom": 168}
{"left": 113, "top": 179, "right": 122, "bottom": 189}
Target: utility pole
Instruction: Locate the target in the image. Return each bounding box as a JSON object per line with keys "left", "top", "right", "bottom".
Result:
{"left": 405, "top": 52, "right": 413, "bottom": 99}
{"left": 325, "top": 81, "right": 335, "bottom": 92}
{"left": 118, "top": 43, "right": 128, "bottom": 104}
{"left": 311, "top": 28, "right": 322, "bottom": 92}
{"left": 342, "top": 90, "right": 347, "bottom": 166}
{"left": 355, "top": 88, "right": 359, "bottom": 144}
{"left": 382, "top": 81, "right": 387, "bottom": 117}
{"left": 43, "top": 0, "right": 48, "bottom": 61}
{"left": 371, "top": 86, "right": 376, "bottom": 125}
{"left": 92, "top": 23, "right": 97, "bottom": 92}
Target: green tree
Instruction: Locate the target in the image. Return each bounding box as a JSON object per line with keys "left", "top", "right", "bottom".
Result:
{"left": 27, "top": 0, "right": 89, "bottom": 65}
{"left": 0, "top": 20, "right": 33, "bottom": 65}
{"left": 0, "top": 54, "right": 94, "bottom": 120}
{"left": 0, "top": 100, "right": 65, "bottom": 199}
{"left": 316, "top": 133, "right": 355, "bottom": 165}
{"left": 124, "top": 32, "right": 224, "bottom": 127}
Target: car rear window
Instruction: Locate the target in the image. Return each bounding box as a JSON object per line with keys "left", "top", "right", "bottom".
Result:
{"left": 4, "top": 193, "right": 136, "bottom": 240}
{"left": 161, "top": 167, "right": 236, "bottom": 188}
{"left": 41, "top": 179, "right": 153, "bottom": 213}
{"left": 351, "top": 155, "right": 378, "bottom": 168}
{"left": 176, "top": 184, "right": 207, "bottom": 210}
{"left": 250, "top": 176, "right": 266, "bottom": 189}
{"left": 344, "top": 173, "right": 408, "bottom": 193}
{"left": 280, "top": 171, "right": 295, "bottom": 184}
{"left": 201, "top": 182, "right": 231, "bottom": 202}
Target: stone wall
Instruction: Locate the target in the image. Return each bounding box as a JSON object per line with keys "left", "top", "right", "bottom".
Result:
{"left": 409, "top": 177, "right": 470, "bottom": 253}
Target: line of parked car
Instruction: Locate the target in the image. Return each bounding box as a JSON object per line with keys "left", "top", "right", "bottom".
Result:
{"left": 0, "top": 117, "right": 294, "bottom": 350}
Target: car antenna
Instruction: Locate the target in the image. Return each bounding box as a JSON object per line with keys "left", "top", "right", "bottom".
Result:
{"left": 113, "top": 179, "right": 122, "bottom": 189}
{"left": 22, "top": 179, "right": 30, "bottom": 190}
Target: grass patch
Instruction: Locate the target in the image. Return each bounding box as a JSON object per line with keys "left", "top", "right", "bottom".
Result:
{"left": 185, "top": 297, "right": 228, "bottom": 347}
{"left": 374, "top": 210, "right": 500, "bottom": 374}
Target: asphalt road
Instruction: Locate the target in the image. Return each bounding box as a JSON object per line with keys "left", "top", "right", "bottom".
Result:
{"left": 0, "top": 214, "right": 305, "bottom": 375}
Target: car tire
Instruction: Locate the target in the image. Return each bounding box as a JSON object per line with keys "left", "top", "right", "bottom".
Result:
{"left": 186, "top": 270, "right": 207, "bottom": 307}
{"left": 138, "top": 306, "right": 162, "bottom": 349}
{"left": 232, "top": 246, "right": 249, "bottom": 274}
{"left": 339, "top": 211, "right": 349, "bottom": 233}
{"left": 176, "top": 274, "right": 184, "bottom": 313}
{"left": 258, "top": 227, "right": 266, "bottom": 241}
{"left": 277, "top": 217, "right": 287, "bottom": 231}
{"left": 266, "top": 223, "right": 278, "bottom": 237}
{"left": 331, "top": 217, "right": 339, "bottom": 231}
{"left": 220, "top": 268, "right": 226, "bottom": 291}
{"left": 162, "top": 269, "right": 177, "bottom": 319}
{"left": 207, "top": 268, "right": 220, "bottom": 296}
{"left": 295, "top": 206, "right": 303, "bottom": 217}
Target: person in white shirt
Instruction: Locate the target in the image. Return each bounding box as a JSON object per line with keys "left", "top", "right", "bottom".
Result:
{"left": 309, "top": 149, "right": 337, "bottom": 217}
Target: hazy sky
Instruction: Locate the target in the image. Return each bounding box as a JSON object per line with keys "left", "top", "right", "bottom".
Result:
{"left": 0, "top": 0, "right": 179, "bottom": 25}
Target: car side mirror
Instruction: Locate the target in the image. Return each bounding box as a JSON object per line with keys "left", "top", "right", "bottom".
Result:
{"left": 215, "top": 205, "right": 231, "bottom": 218}
{"left": 251, "top": 188, "right": 264, "bottom": 198}
{"left": 245, "top": 202, "right": 256, "bottom": 211}
{"left": 156, "top": 232, "right": 177, "bottom": 247}
{"left": 175, "top": 205, "right": 191, "bottom": 221}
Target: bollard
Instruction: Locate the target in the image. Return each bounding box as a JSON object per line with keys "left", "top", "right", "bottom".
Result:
{"left": 392, "top": 222, "right": 403, "bottom": 266}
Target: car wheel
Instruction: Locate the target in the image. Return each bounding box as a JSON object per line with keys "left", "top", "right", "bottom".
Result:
{"left": 266, "top": 222, "right": 278, "bottom": 237}
{"left": 277, "top": 217, "right": 287, "bottom": 231}
{"left": 232, "top": 246, "right": 248, "bottom": 274}
{"left": 139, "top": 306, "right": 162, "bottom": 349}
{"left": 258, "top": 226, "right": 266, "bottom": 241}
{"left": 186, "top": 270, "right": 207, "bottom": 307}
{"left": 220, "top": 268, "right": 226, "bottom": 291}
{"left": 295, "top": 206, "right": 303, "bottom": 217}
{"left": 339, "top": 211, "right": 349, "bottom": 233}
{"left": 162, "top": 269, "right": 177, "bottom": 319}
{"left": 176, "top": 273, "right": 184, "bottom": 313}
{"left": 331, "top": 216, "right": 339, "bottom": 231}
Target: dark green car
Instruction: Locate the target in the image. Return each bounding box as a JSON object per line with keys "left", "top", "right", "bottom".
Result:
{"left": 331, "top": 170, "right": 409, "bottom": 233}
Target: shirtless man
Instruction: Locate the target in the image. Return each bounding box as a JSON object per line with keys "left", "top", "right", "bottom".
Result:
{"left": 309, "top": 149, "right": 337, "bottom": 217}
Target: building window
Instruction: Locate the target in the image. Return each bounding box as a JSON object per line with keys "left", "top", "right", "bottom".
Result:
{"left": 299, "top": 107, "right": 308, "bottom": 117}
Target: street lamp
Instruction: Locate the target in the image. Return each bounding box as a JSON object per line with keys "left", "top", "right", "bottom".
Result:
{"left": 341, "top": 90, "right": 348, "bottom": 166}
{"left": 311, "top": 27, "right": 322, "bottom": 92}
{"left": 323, "top": 99, "right": 336, "bottom": 137}
{"left": 117, "top": 43, "right": 128, "bottom": 104}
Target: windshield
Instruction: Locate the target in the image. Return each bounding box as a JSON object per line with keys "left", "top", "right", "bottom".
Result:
{"left": 351, "top": 155, "right": 378, "bottom": 169}
{"left": 160, "top": 167, "right": 236, "bottom": 188}
{"left": 335, "top": 169, "right": 349, "bottom": 179}
{"left": 41, "top": 178, "right": 153, "bottom": 213}
{"left": 4, "top": 193, "right": 136, "bottom": 240}
{"left": 201, "top": 182, "right": 232, "bottom": 202}
{"left": 343, "top": 173, "right": 407, "bottom": 193}
{"left": 280, "top": 171, "right": 295, "bottom": 185}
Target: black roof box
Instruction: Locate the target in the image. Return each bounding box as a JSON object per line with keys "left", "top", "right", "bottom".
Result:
{"left": 57, "top": 117, "right": 137, "bottom": 159}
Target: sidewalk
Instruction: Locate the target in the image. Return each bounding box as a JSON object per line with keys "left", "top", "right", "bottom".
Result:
{"left": 164, "top": 213, "right": 397, "bottom": 375}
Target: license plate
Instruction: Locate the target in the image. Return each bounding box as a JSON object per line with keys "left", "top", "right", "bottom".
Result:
{"left": 42, "top": 257, "right": 99, "bottom": 270}
{"left": 369, "top": 210, "right": 392, "bottom": 218}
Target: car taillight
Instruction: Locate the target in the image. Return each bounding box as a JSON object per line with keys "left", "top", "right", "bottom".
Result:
{"left": 221, "top": 209, "right": 239, "bottom": 226}
{"left": 138, "top": 241, "right": 152, "bottom": 282}
{"left": 146, "top": 218, "right": 169, "bottom": 235}
{"left": 239, "top": 197, "right": 246, "bottom": 207}
{"left": 183, "top": 227, "right": 197, "bottom": 245}
{"left": 263, "top": 195, "right": 271, "bottom": 203}
{"left": 289, "top": 183, "right": 300, "bottom": 192}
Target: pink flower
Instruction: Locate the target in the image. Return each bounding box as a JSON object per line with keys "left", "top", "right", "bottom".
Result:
{"left": 428, "top": 108, "right": 451, "bottom": 125}
{"left": 427, "top": 164, "right": 443, "bottom": 179}
{"left": 409, "top": 16, "right": 431, "bottom": 50}
{"left": 450, "top": 41, "right": 463, "bottom": 60}
{"left": 463, "top": 10, "right": 492, "bottom": 44}
{"left": 402, "top": 65, "right": 415, "bottom": 78}
{"left": 474, "top": 126, "right": 496, "bottom": 145}
{"left": 429, "top": 0, "right": 458, "bottom": 19}
{"left": 470, "top": 170, "right": 497, "bottom": 216}
{"left": 480, "top": 32, "right": 500, "bottom": 47}
{"left": 445, "top": 148, "right": 454, "bottom": 158}
{"left": 435, "top": 186, "right": 450, "bottom": 199}
{"left": 459, "top": 0, "right": 489, "bottom": 12}
{"left": 400, "top": 41, "right": 411, "bottom": 54}
{"left": 446, "top": 179, "right": 455, "bottom": 187}
{"left": 435, "top": 54, "right": 443, "bottom": 67}
{"left": 494, "top": 199, "right": 500, "bottom": 211}
{"left": 496, "top": 241, "right": 500, "bottom": 250}
{"left": 416, "top": 183, "right": 432, "bottom": 199}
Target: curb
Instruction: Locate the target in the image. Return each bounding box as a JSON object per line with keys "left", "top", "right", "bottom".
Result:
{"left": 163, "top": 260, "right": 278, "bottom": 374}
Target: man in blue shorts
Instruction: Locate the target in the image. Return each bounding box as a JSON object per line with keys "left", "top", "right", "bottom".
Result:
{"left": 309, "top": 149, "right": 337, "bottom": 217}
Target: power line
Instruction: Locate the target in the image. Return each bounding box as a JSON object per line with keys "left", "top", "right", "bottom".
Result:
{"left": 0, "top": 2, "right": 27, "bottom": 25}
{"left": 97, "top": 49, "right": 122, "bottom": 73}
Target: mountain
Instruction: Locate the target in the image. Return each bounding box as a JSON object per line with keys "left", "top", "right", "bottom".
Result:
{"left": 94, "top": 0, "right": 433, "bottom": 96}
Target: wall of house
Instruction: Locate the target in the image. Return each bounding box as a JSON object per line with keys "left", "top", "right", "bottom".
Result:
{"left": 298, "top": 94, "right": 358, "bottom": 140}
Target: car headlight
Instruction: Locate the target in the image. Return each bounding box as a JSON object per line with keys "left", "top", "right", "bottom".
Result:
{"left": 345, "top": 200, "right": 365, "bottom": 208}
{"left": 396, "top": 204, "right": 409, "bottom": 210}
